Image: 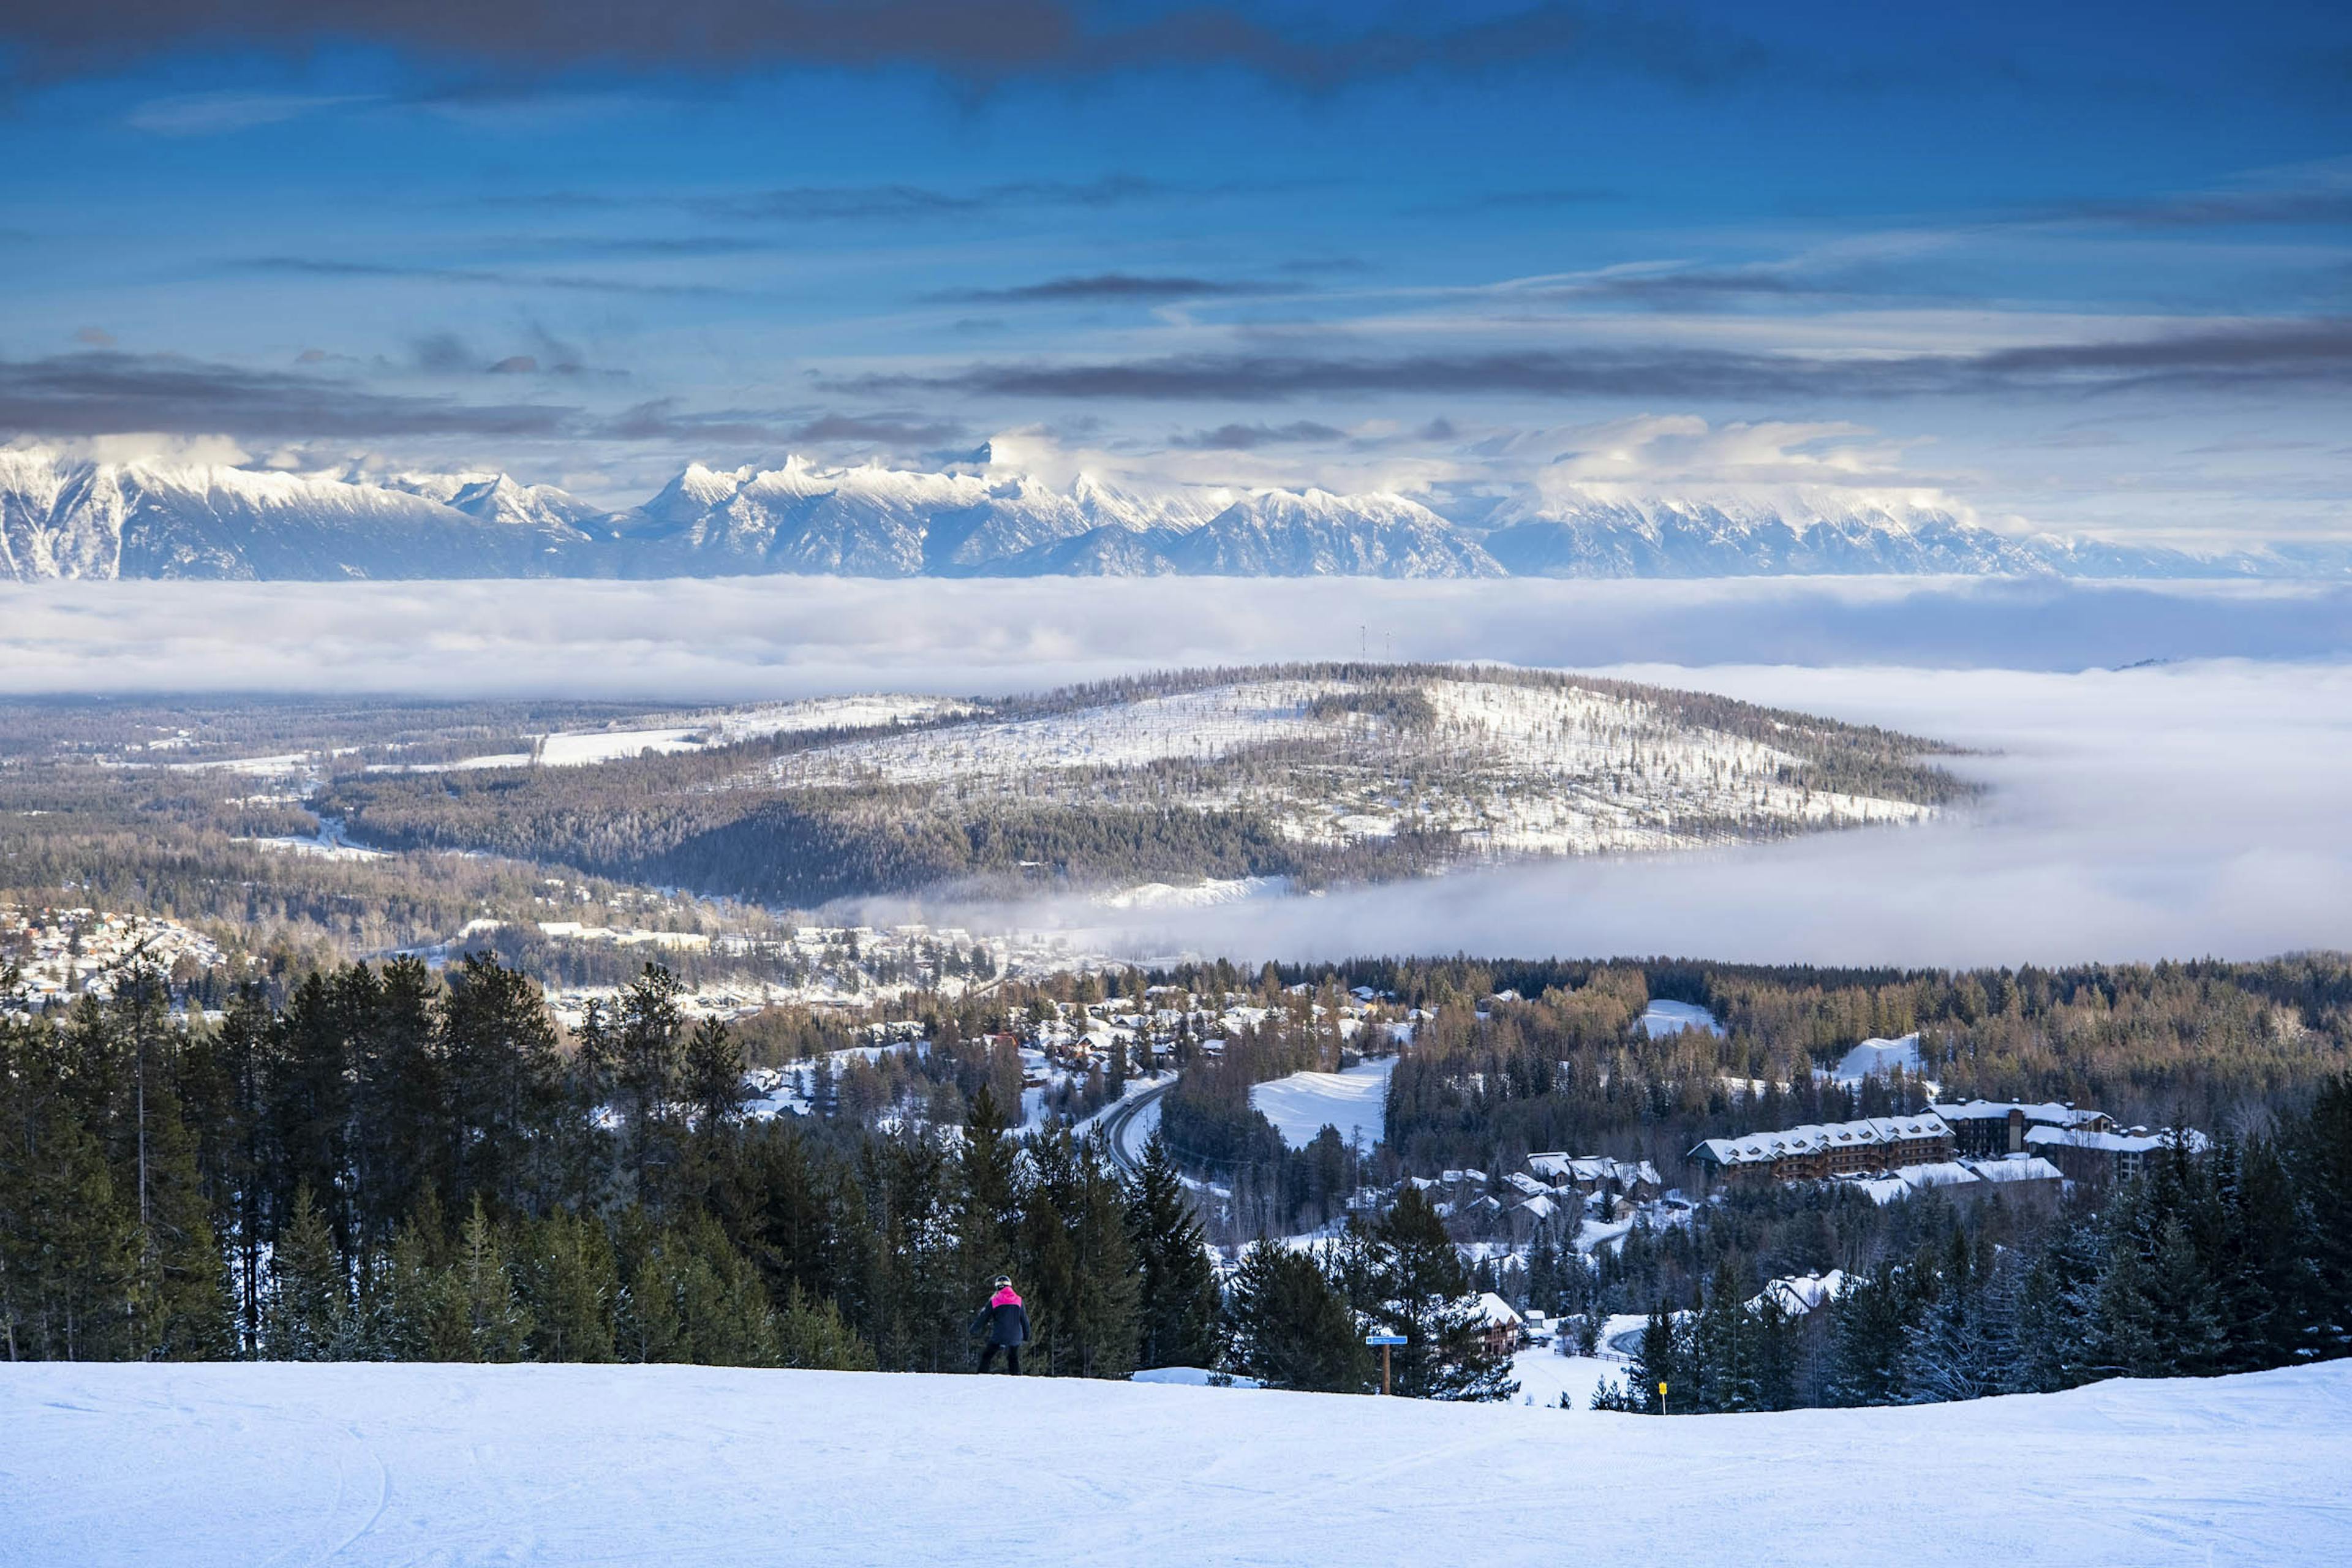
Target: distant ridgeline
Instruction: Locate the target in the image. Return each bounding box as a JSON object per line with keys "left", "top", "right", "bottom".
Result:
{"left": 314, "top": 663, "right": 1975, "bottom": 905}
{"left": 8, "top": 447, "right": 2349, "bottom": 581}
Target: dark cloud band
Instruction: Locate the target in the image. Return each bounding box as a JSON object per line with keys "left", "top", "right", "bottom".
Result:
{"left": 851, "top": 319, "right": 2352, "bottom": 402}
{"left": 3, "top": 2, "right": 1763, "bottom": 90}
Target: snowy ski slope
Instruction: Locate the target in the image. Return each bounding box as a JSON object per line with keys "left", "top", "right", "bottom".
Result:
{"left": 2, "top": 1360, "right": 2345, "bottom": 1566}
{"left": 1251, "top": 1055, "right": 1398, "bottom": 1148}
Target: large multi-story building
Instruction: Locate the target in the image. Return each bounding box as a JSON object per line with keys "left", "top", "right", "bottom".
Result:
{"left": 1687, "top": 1112, "right": 1955, "bottom": 1186}
{"left": 1931, "top": 1098, "right": 2114, "bottom": 1158}
{"left": 2026, "top": 1124, "right": 2207, "bottom": 1185}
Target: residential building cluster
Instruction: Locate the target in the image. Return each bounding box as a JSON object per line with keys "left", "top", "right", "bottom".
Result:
{"left": 1, "top": 904, "right": 227, "bottom": 1012}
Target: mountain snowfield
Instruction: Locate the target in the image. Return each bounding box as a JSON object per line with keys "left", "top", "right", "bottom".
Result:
{"left": 7, "top": 444, "right": 2340, "bottom": 582}
{"left": 2, "top": 1360, "right": 2345, "bottom": 1566}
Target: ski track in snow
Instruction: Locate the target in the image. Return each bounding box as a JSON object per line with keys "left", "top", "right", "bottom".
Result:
{"left": 2, "top": 1362, "right": 2347, "bottom": 1566}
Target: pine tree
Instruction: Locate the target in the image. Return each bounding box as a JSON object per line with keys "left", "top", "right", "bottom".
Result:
{"left": 1224, "top": 1240, "right": 1366, "bottom": 1393}
{"left": 615, "top": 965, "right": 687, "bottom": 1199}
{"left": 1827, "top": 1267, "right": 1912, "bottom": 1406}
{"left": 2290, "top": 1074, "right": 2352, "bottom": 1356}
{"left": 626, "top": 1213, "right": 778, "bottom": 1366}
{"left": 2015, "top": 1212, "right": 2101, "bottom": 1393}
{"left": 450, "top": 1197, "right": 533, "bottom": 1362}
{"left": 682, "top": 1016, "right": 750, "bottom": 1133}
{"left": 263, "top": 1185, "right": 348, "bottom": 1360}
{"left": 513, "top": 1211, "right": 618, "bottom": 1363}
{"left": 777, "top": 1283, "right": 877, "bottom": 1370}
{"left": 1624, "top": 1305, "right": 1683, "bottom": 1414}
{"left": 957, "top": 1083, "right": 1019, "bottom": 1306}
{"left": 442, "top": 954, "right": 567, "bottom": 1216}
{"left": 1360, "top": 1187, "right": 1518, "bottom": 1401}
{"left": 1125, "top": 1132, "right": 1222, "bottom": 1370}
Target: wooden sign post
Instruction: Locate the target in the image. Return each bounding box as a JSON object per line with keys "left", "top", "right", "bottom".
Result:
{"left": 1365, "top": 1332, "right": 1406, "bottom": 1396}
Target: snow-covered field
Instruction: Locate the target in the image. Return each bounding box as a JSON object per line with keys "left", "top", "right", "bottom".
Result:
{"left": 4, "top": 1361, "right": 2345, "bottom": 1566}
{"left": 1251, "top": 1055, "right": 1396, "bottom": 1148}
{"left": 1636, "top": 999, "right": 1724, "bottom": 1038}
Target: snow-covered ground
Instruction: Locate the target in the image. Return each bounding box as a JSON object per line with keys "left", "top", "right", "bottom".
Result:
{"left": 1636, "top": 999, "right": 1724, "bottom": 1038}
{"left": 1506, "top": 1346, "right": 1621, "bottom": 1411}
{"left": 1832, "top": 1031, "right": 1923, "bottom": 1082}
{"left": 1250, "top": 1055, "right": 1396, "bottom": 1148}
{"left": 757, "top": 673, "right": 1937, "bottom": 860}
{"left": 4, "top": 1362, "right": 2344, "bottom": 1566}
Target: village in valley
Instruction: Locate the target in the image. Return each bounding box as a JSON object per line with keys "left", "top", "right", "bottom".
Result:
{"left": 4, "top": 895, "right": 2216, "bottom": 1404}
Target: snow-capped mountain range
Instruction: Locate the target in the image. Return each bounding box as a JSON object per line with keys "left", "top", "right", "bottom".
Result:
{"left": 1, "top": 446, "right": 2340, "bottom": 582}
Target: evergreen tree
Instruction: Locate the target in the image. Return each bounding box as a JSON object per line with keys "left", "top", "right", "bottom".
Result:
{"left": 1359, "top": 1188, "right": 1518, "bottom": 1401}
{"left": 1126, "top": 1132, "right": 1223, "bottom": 1370}
{"left": 614, "top": 965, "right": 687, "bottom": 1199}
{"left": 450, "top": 1197, "right": 533, "bottom": 1362}
{"left": 513, "top": 1211, "right": 619, "bottom": 1363}
{"left": 776, "top": 1283, "right": 878, "bottom": 1370}
{"left": 682, "top": 1016, "right": 750, "bottom": 1133}
{"left": 1828, "top": 1267, "right": 1913, "bottom": 1406}
{"left": 442, "top": 954, "right": 567, "bottom": 1216}
{"left": 2014, "top": 1212, "right": 2101, "bottom": 1393}
{"left": 1625, "top": 1305, "right": 1684, "bottom": 1414}
{"left": 2290, "top": 1074, "right": 2352, "bottom": 1356}
{"left": 263, "top": 1185, "right": 349, "bottom": 1361}
{"left": 1225, "top": 1240, "right": 1366, "bottom": 1393}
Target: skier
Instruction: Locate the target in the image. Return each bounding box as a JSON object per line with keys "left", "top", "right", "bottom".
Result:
{"left": 970, "top": 1275, "right": 1030, "bottom": 1374}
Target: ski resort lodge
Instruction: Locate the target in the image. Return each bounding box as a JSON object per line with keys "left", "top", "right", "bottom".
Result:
{"left": 1686, "top": 1112, "right": 1956, "bottom": 1185}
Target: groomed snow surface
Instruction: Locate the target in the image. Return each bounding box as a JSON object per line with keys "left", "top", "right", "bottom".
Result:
{"left": 1250, "top": 1055, "right": 1397, "bottom": 1148}
{"left": 4, "top": 1361, "right": 2345, "bottom": 1566}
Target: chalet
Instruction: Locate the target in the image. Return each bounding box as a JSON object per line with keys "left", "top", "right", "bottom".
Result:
{"left": 1931, "top": 1099, "right": 2114, "bottom": 1158}
{"left": 1687, "top": 1112, "right": 1954, "bottom": 1186}
{"left": 1472, "top": 1292, "right": 1524, "bottom": 1359}
{"left": 1525, "top": 1153, "right": 1663, "bottom": 1203}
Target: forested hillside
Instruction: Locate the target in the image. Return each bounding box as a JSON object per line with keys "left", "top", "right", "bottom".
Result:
{"left": 315, "top": 664, "right": 1971, "bottom": 904}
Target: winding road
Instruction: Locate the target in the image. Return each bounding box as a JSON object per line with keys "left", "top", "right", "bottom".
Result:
{"left": 1098, "top": 1079, "right": 1175, "bottom": 1177}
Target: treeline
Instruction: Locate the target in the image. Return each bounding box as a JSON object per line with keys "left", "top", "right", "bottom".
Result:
{"left": 1587, "top": 1090, "right": 2352, "bottom": 1412}
{"left": 0, "top": 959, "right": 1224, "bottom": 1381}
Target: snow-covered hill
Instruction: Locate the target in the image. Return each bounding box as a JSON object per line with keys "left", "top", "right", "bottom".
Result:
{"left": 758, "top": 668, "right": 1945, "bottom": 859}
{"left": 8, "top": 445, "right": 2342, "bottom": 582}
{"left": 4, "top": 1360, "right": 2344, "bottom": 1566}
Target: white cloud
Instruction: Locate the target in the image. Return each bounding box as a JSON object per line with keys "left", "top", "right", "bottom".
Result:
{"left": 126, "top": 92, "right": 372, "bottom": 137}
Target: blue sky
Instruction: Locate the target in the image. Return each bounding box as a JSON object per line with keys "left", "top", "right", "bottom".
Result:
{"left": 2, "top": 1, "right": 2348, "bottom": 542}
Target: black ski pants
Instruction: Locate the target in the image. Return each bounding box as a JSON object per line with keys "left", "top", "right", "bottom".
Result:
{"left": 979, "top": 1344, "right": 1022, "bottom": 1374}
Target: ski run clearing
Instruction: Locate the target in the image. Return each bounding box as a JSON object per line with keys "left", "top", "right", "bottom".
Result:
{"left": 1251, "top": 1055, "right": 1399, "bottom": 1148}
{"left": 3, "top": 1361, "right": 2345, "bottom": 1566}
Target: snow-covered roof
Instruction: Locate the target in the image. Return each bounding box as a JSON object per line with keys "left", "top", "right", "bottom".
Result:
{"left": 1690, "top": 1112, "right": 1951, "bottom": 1168}
{"left": 1972, "top": 1155, "right": 2064, "bottom": 1183}
{"left": 2026, "top": 1125, "right": 2209, "bottom": 1156}
{"left": 1931, "top": 1098, "right": 2108, "bottom": 1129}
{"left": 1751, "top": 1270, "right": 1848, "bottom": 1316}
{"left": 1525, "top": 1152, "right": 1659, "bottom": 1188}
{"left": 1474, "top": 1292, "right": 1522, "bottom": 1327}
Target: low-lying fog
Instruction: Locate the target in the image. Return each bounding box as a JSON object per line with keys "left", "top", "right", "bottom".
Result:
{"left": 6, "top": 575, "right": 2348, "bottom": 968}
